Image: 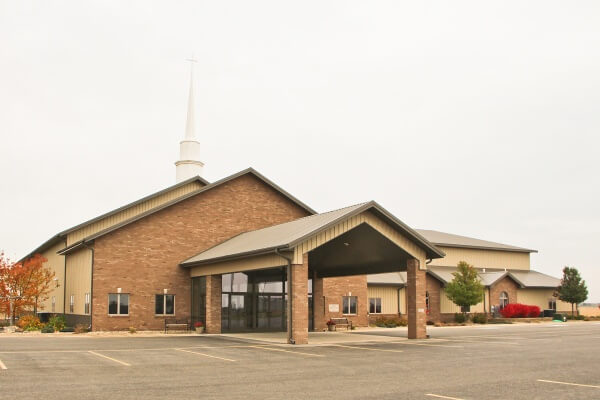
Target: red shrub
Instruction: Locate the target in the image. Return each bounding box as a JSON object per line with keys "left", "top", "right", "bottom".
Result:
{"left": 500, "top": 303, "right": 541, "bottom": 318}
{"left": 527, "top": 305, "right": 541, "bottom": 317}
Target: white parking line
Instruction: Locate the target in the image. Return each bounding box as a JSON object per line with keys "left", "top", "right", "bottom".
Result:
{"left": 331, "top": 344, "right": 403, "bottom": 353}
{"left": 0, "top": 358, "right": 7, "bottom": 370}
{"left": 537, "top": 379, "right": 600, "bottom": 389}
{"left": 446, "top": 339, "right": 520, "bottom": 346}
{"left": 249, "top": 345, "right": 324, "bottom": 357}
{"left": 88, "top": 351, "right": 131, "bottom": 366}
{"left": 175, "top": 348, "right": 236, "bottom": 362}
{"left": 426, "top": 394, "right": 465, "bottom": 400}
{"left": 389, "top": 341, "right": 464, "bottom": 348}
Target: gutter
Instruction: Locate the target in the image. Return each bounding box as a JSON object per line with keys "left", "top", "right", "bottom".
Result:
{"left": 276, "top": 248, "right": 294, "bottom": 344}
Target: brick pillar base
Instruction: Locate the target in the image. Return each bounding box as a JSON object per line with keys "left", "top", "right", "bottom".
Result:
{"left": 407, "top": 258, "right": 427, "bottom": 339}
{"left": 313, "top": 273, "right": 325, "bottom": 331}
{"left": 288, "top": 255, "right": 309, "bottom": 344}
{"left": 206, "top": 275, "right": 222, "bottom": 334}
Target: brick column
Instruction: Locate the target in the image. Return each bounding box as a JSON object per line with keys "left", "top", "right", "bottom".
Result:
{"left": 407, "top": 258, "right": 427, "bottom": 339}
{"left": 205, "top": 275, "right": 222, "bottom": 334}
{"left": 312, "top": 273, "right": 325, "bottom": 331}
{"left": 288, "top": 254, "right": 309, "bottom": 344}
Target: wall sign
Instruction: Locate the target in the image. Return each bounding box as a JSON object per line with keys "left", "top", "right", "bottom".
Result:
{"left": 329, "top": 304, "right": 339, "bottom": 313}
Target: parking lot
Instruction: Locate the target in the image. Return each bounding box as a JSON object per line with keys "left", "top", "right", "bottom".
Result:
{"left": 0, "top": 322, "right": 599, "bottom": 399}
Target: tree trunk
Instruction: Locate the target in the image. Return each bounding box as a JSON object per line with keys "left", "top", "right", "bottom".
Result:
{"left": 571, "top": 303, "right": 574, "bottom": 317}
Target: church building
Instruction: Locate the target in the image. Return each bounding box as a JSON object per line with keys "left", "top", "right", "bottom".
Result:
{"left": 21, "top": 64, "right": 567, "bottom": 344}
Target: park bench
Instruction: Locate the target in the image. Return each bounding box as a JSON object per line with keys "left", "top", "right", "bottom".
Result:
{"left": 164, "top": 318, "right": 190, "bottom": 334}
{"left": 331, "top": 317, "right": 352, "bottom": 331}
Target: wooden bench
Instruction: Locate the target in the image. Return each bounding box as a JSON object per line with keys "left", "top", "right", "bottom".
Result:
{"left": 164, "top": 319, "right": 190, "bottom": 334}
{"left": 331, "top": 317, "right": 352, "bottom": 331}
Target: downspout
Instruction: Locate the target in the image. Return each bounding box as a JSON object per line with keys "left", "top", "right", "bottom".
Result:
{"left": 276, "top": 248, "right": 294, "bottom": 344}
{"left": 63, "top": 246, "right": 67, "bottom": 315}
{"left": 82, "top": 241, "right": 94, "bottom": 331}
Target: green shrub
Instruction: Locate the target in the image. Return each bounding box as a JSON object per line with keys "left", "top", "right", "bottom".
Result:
{"left": 48, "top": 315, "right": 66, "bottom": 332}
{"left": 41, "top": 324, "right": 55, "bottom": 333}
{"left": 128, "top": 326, "right": 137, "bottom": 334}
{"left": 566, "top": 314, "right": 585, "bottom": 320}
{"left": 74, "top": 324, "right": 89, "bottom": 334}
{"left": 471, "top": 313, "right": 488, "bottom": 324}
{"left": 454, "top": 313, "right": 467, "bottom": 323}
{"left": 375, "top": 317, "right": 404, "bottom": 328}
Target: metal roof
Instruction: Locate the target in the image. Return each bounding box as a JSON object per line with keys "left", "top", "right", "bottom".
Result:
{"left": 181, "top": 201, "right": 445, "bottom": 267}
{"left": 391, "top": 265, "right": 560, "bottom": 288}
{"left": 416, "top": 229, "right": 537, "bottom": 253}
{"left": 367, "top": 272, "right": 407, "bottom": 286}
{"left": 509, "top": 270, "right": 561, "bottom": 288}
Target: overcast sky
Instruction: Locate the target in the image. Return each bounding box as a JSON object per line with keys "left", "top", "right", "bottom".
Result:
{"left": 1, "top": 1, "right": 598, "bottom": 301}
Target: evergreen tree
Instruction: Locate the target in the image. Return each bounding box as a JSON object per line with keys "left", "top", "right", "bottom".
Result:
{"left": 445, "top": 261, "right": 484, "bottom": 314}
{"left": 557, "top": 266, "right": 588, "bottom": 316}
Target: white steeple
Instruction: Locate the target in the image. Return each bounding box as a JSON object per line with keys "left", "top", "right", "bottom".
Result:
{"left": 175, "top": 57, "right": 204, "bottom": 183}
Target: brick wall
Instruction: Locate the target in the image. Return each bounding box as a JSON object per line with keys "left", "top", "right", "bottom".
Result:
{"left": 91, "top": 173, "right": 310, "bottom": 331}
{"left": 407, "top": 259, "right": 427, "bottom": 339}
{"left": 314, "top": 275, "right": 368, "bottom": 331}
{"left": 490, "top": 276, "right": 519, "bottom": 311}
{"left": 290, "top": 255, "right": 308, "bottom": 344}
{"left": 426, "top": 274, "right": 442, "bottom": 323}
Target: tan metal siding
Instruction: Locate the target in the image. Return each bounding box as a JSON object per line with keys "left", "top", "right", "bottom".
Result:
{"left": 292, "top": 210, "right": 427, "bottom": 267}
{"left": 65, "top": 248, "right": 92, "bottom": 315}
{"left": 66, "top": 181, "right": 204, "bottom": 246}
{"left": 440, "top": 288, "right": 486, "bottom": 313}
{"left": 38, "top": 240, "right": 66, "bottom": 313}
{"left": 429, "top": 246, "right": 530, "bottom": 270}
{"left": 517, "top": 288, "right": 571, "bottom": 312}
{"left": 399, "top": 287, "right": 406, "bottom": 314}
{"left": 367, "top": 286, "right": 399, "bottom": 314}
{"left": 190, "top": 254, "right": 287, "bottom": 277}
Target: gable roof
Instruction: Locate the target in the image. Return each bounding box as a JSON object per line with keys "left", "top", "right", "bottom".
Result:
{"left": 27, "top": 168, "right": 316, "bottom": 257}
{"left": 181, "top": 201, "right": 445, "bottom": 267}
{"left": 416, "top": 229, "right": 537, "bottom": 253}
{"left": 412, "top": 266, "right": 559, "bottom": 289}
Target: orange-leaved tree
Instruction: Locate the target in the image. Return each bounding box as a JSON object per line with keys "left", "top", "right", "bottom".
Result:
{"left": 0, "top": 251, "right": 54, "bottom": 321}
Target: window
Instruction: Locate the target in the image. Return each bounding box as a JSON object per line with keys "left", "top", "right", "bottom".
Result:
{"left": 155, "top": 294, "right": 175, "bottom": 315}
{"left": 369, "top": 298, "right": 381, "bottom": 314}
{"left": 425, "top": 291, "right": 430, "bottom": 312}
{"left": 343, "top": 296, "right": 357, "bottom": 315}
{"left": 51, "top": 296, "right": 56, "bottom": 313}
{"left": 108, "top": 293, "right": 129, "bottom": 315}
{"left": 69, "top": 295, "right": 74, "bottom": 313}
{"left": 499, "top": 291, "right": 509, "bottom": 309}
{"left": 84, "top": 293, "right": 90, "bottom": 314}
{"left": 548, "top": 298, "right": 557, "bottom": 311}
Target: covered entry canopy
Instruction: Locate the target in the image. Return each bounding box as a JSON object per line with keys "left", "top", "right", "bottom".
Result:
{"left": 181, "top": 201, "right": 445, "bottom": 275}
{"left": 181, "top": 201, "right": 445, "bottom": 344}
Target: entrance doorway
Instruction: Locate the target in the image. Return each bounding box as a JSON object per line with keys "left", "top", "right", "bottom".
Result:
{"left": 214, "top": 267, "right": 313, "bottom": 332}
